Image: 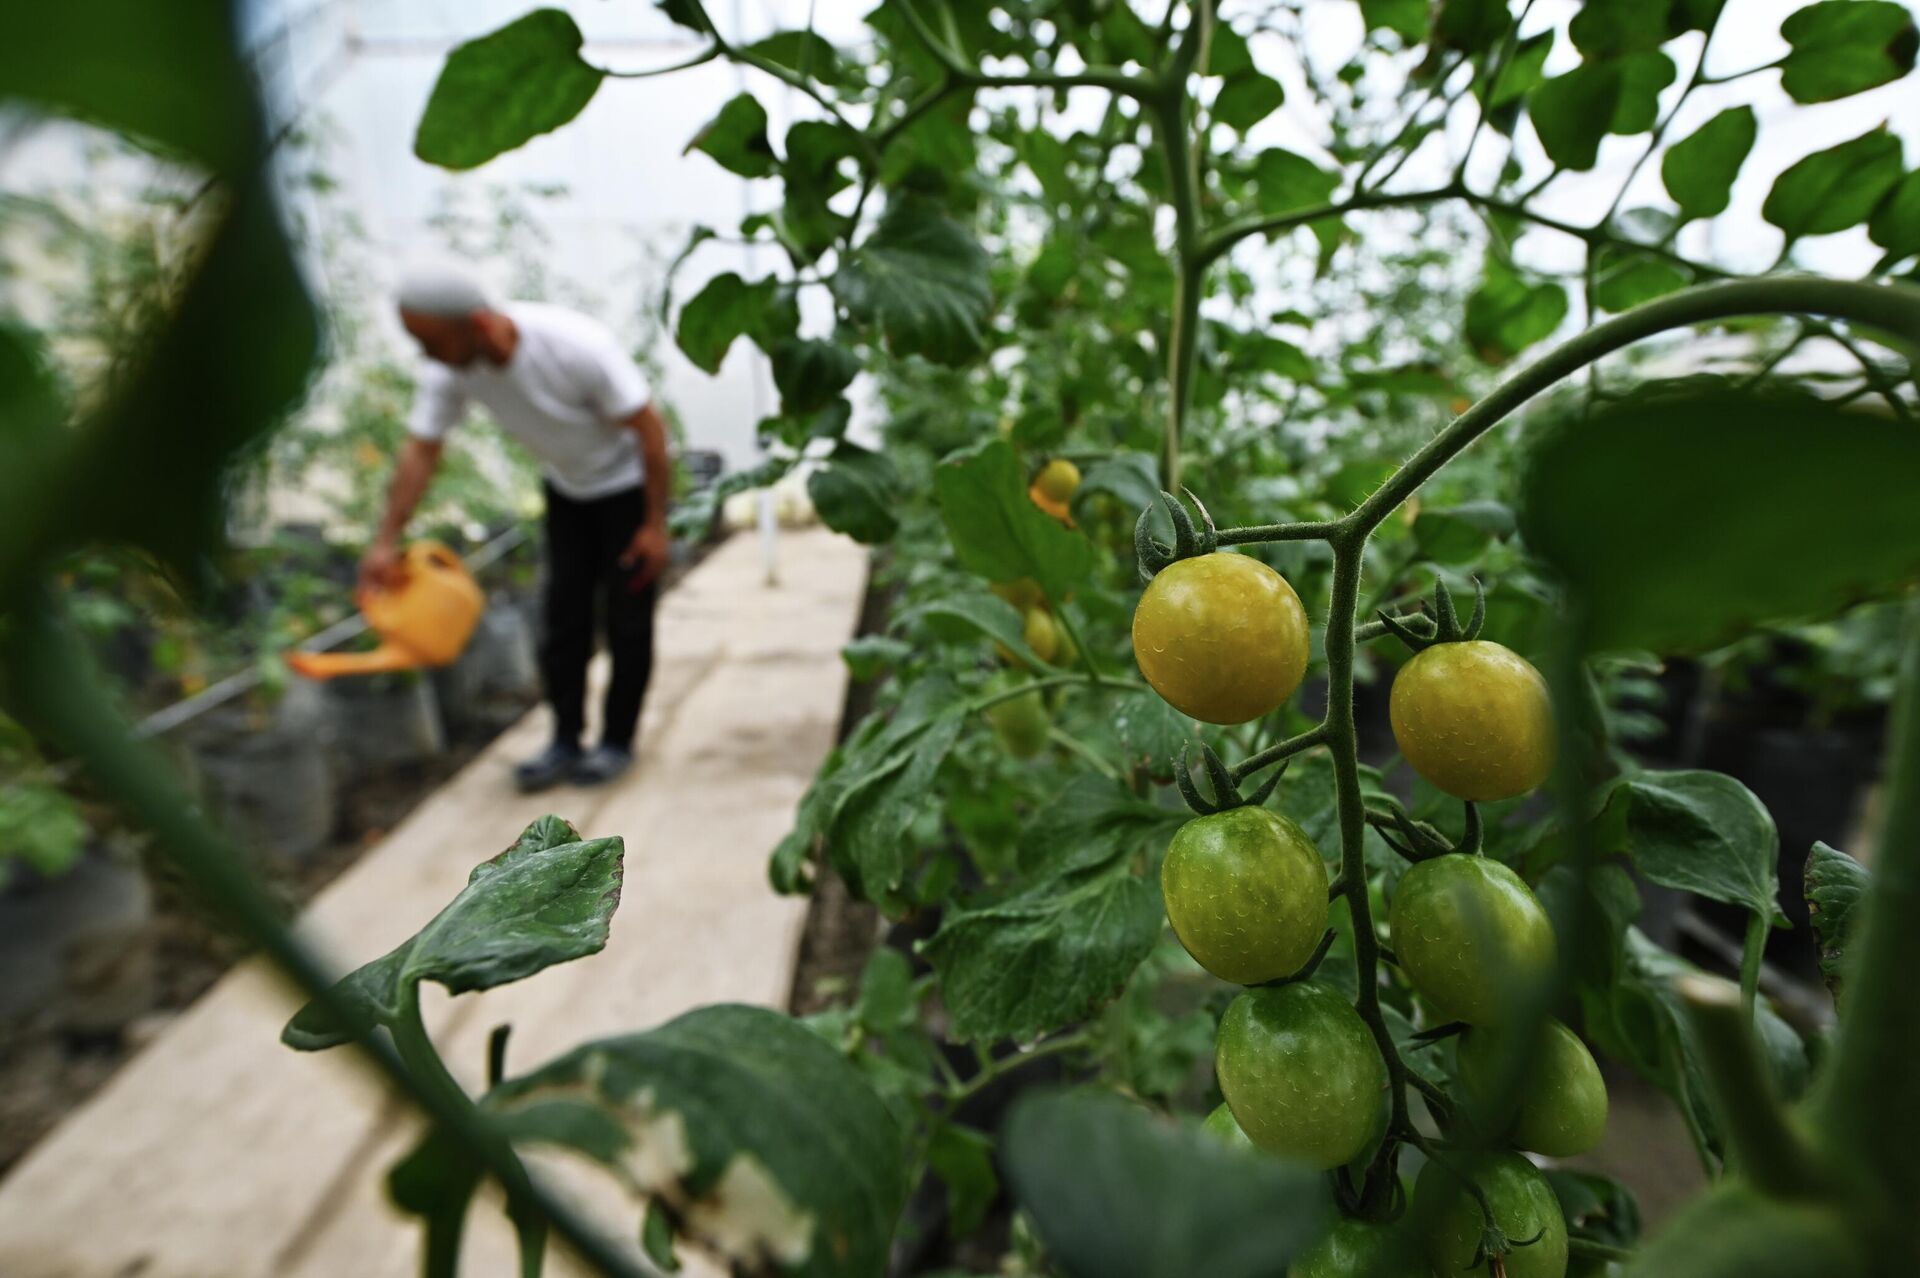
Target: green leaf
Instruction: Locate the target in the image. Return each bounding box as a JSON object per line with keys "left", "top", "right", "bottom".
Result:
{"left": 1593, "top": 249, "right": 1690, "bottom": 312}
{"left": 0, "top": 3, "right": 257, "bottom": 170}
{"left": 1529, "top": 52, "right": 1676, "bottom": 170}
{"left": 1015, "top": 775, "right": 1186, "bottom": 879}
{"left": 1002, "top": 1090, "right": 1335, "bottom": 1278}
{"left": 0, "top": 778, "right": 88, "bottom": 880}
{"left": 1762, "top": 127, "right": 1905, "bottom": 239}
{"left": 283, "top": 817, "right": 623, "bottom": 1050}
{"left": 676, "top": 273, "right": 794, "bottom": 374}
{"left": 934, "top": 439, "right": 1093, "bottom": 600}
{"left": 832, "top": 709, "right": 965, "bottom": 900}
{"left": 1517, "top": 382, "right": 1920, "bottom": 654}
{"left": 1465, "top": 259, "right": 1568, "bottom": 363}
{"left": 1624, "top": 1184, "right": 1865, "bottom": 1277}
{"left": 742, "top": 30, "right": 846, "bottom": 87}
{"left": 1663, "top": 106, "right": 1758, "bottom": 221}
{"left": 911, "top": 592, "right": 1046, "bottom": 668}
{"left": 686, "top": 92, "right": 777, "bottom": 179}
{"left": 853, "top": 947, "right": 916, "bottom": 1035}
{"left": 1206, "top": 24, "right": 1255, "bottom": 76}
{"left": 770, "top": 678, "right": 958, "bottom": 896}
{"left": 1779, "top": 0, "right": 1919, "bottom": 103}
{"left": 1486, "top": 31, "right": 1555, "bottom": 108}
{"left": 808, "top": 443, "right": 900, "bottom": 545}
{"left": 1213, "top": 74, "right": 1286, "bottom": 131}
{"left": 486, "top": 1005, "right": 906, "bottom": 1278}
{"left": 926, "top": 1123, "right": 998, "bottom": 1239}
{"left": 923, "top": 863, "right": 1160, "bottom": 1042}
{"left": 1544, "top": 1167, "right": 1642, "bottom": 1249}
{"left": 1073, "top": 452, "right": 1162, "bottom": 519}
{"left": 781, "top": 121, "right": 860, "bottom": 259}
{"left": 1868, "top": 170, "right": 1920, "bottom": 257}
{"left": 414, "top": 10, "right": 603, "bottom": 171}
{"left": 641, "top": 1199, "right": 681, "bottom": 1272}
{"left": 1360, "top": 0, "right": 1429, "bottom": 43}
{"left": 840, "top": 635, "right": 911, "bottom": 682}
{"left": 1596, "top": 771, "right": 1781, "bottom": 924}
{"left": 1252, "top": 148, "right": 1340, "bottom": 217}
{"left": 1805, "top": 840, "right": 1868, "bottom": 1000}
{"left": 1571, "top": 0, "right": 1675, "bottom": 56}
{"left": 1435, "top": 0, "right": 1512, "bottom": 52}
{"left": 1412, "top": 499, "right": 1515, "bottom": 564}
{"left": 832, "top": 194, "right": 992, "bottom": 365}
{"left": 770, "top": 339, "right": 861, "bottom": 417}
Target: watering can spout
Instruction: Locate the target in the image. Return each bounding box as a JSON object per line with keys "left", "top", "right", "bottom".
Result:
{"left": 285, "top": 541, "right": 485, "bottom": 681}
{"left": 284, "top": 645, "right": 425, "bottom": 680}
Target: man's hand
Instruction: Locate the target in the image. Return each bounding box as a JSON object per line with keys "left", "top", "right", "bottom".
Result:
{"left": 619, "top": 523, "right": 671, "bottom": 589}
{"left": 358, "top": 539, "right": 405, "bottom": 596}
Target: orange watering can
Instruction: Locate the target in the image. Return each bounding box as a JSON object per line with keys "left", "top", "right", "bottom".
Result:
{"left": 286, "top": 541, "right": 485, "bottom": 680}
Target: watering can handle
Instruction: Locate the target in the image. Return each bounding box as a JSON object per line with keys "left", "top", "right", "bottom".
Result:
{"left": 413, "top": 541, "right": 464, "bottom": 573}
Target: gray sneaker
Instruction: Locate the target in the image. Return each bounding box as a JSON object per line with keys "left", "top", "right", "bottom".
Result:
{"left": 513, "top": 741, "right": 580, "bottom": 793}
{"left": 572, "top": 745, "right": 634, "bottom": 786}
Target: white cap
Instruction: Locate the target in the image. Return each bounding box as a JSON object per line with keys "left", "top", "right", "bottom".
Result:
{"left": 395, "top": 259, "right": 492, "bottom": 317}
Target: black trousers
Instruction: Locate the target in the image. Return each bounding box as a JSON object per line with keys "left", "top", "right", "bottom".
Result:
{"left": 539, "top": 481, "right": 658, "bottom": 751}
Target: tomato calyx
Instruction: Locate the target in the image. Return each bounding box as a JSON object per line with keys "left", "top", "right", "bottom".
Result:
{"left": 1377, "top": 576, "right": 1488, "bottom": 651}
{"left": 1364, "top": 793, "right": 1483, "bottom": 861}
{"left": 1133, "top": 488, "right": 1219, "bottom": 581}
{"left": 1173, "top": 741, "right": 1286, "bottom": 815}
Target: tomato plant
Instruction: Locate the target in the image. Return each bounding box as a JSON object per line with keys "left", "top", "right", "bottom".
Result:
{"left": 8, "top": 2, "right": 1920, "bottom": 1278}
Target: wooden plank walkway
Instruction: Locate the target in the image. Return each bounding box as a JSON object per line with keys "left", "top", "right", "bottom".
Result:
{"left": 0, "top": 528, "right": 870, "bottom": 1278}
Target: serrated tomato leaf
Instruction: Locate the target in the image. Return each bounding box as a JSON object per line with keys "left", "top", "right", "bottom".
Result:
{"left": 486, "top": 1004, "right": 906, "bottom": 1278}
{"left": 283, "top": 816, "right": 623, "bottom": 1050}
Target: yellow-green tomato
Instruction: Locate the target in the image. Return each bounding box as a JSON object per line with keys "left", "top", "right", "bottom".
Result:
{"left": 1202, "top": 1101, "right": 1257, "bottom": 1152}
{"left": 1414, "top": 1152, "right": 1568, "bottom": 1278}
{"left": 1389, "top": 854, "right": 1555, "bottom": 1026}
{"left": 1035, "top": 457, "right": 1081, "bottom": 503}
{"left": 1132, "top": 552, "right": 1310, "bottom": 725}
{"left": 1390, "top": 640, "right": 1555, "bottom": 801}
{"left": 1456, "top": 1019, "right": 1608, "bottom": 1157}
{"left": 1289, "top": 1217, "right": 1417, "bottom": 1278}
{"left": 984, "top": 677, "right": 1050, "bottom": 759}
{"left": 1215, "top": 983, "right": 1385, "bottom": 1169}
{"left": 1162, "top": 806, "right": 1329, "bottom": 985}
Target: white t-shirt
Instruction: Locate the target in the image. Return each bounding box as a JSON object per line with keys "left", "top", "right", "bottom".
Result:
{"left": 407, "top": 303, "right": 652, "bottom": 501}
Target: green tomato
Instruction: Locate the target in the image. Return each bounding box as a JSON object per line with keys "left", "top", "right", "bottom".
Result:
{"left": 1201, "top": 1101, "right": 1257, "bottom": 1152}
{"left": 1289, "top": 1217, "right": 1416, "bottom": 1278}
{"left": 1215, "top": 983, "right": 1385, "bottom": 1169}
{"left": 983, "top": 676, "right": 1050, "bottom": 758}
{"left": 1456, "top": 1019, "right": 1609, "bottom": 1157}
{"left": 1414, "top": 1152, "right": 1568, "bottom": 1278}
{"left": 1162, "top": 806, "right": 1329, "bottom": 985}
{"left": 1389, "top": 854, "right": 1555, "bottom": 1026}
{"left": 1390, "top": 640, "right": 1555, "bottom": 801}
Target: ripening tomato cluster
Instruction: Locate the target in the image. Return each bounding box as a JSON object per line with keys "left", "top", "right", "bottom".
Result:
{"left": 1132, "top": 551, "right": 1603, "bottom": 1278}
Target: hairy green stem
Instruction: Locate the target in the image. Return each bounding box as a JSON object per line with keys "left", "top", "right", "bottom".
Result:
{"left": 1227, "top": 724, "right": 1328, "bottom": 783}
{"left": 1324, "top": 535, "right": 1412, "bottom": 1210}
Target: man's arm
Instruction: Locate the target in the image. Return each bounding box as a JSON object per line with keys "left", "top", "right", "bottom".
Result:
{"left": 358, "top": 436, "right": 445, "bottom": 592}
{"left": 617, "top": 402, "right": 673, "bottom": 587}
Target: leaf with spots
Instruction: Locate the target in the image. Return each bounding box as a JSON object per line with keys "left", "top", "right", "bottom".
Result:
{"left": 486, "top": 1004, "right": 906, "bottom": 1278}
